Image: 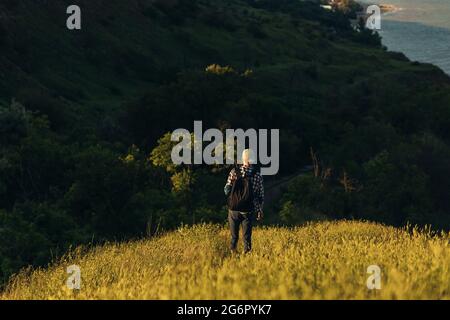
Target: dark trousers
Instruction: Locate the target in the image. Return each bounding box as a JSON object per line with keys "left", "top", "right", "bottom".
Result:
{"left": 228, "top": 210, "right": 254, "bottom": 253}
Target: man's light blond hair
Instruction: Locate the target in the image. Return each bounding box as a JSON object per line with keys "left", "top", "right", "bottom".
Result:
{"left": 242, "top": 149, "right": 256, "bottom": 165}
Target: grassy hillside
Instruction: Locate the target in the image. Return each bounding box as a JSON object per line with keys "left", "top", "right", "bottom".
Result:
{"left": 2, "top": 221, "right": 449, "bottom": 300}
{"left": 2, "top": 0, "right": 450, "bottom": 287}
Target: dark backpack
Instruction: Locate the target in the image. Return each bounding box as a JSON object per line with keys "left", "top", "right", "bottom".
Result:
{"left": 228, "top": 167, "right": 254, "bottom": 212}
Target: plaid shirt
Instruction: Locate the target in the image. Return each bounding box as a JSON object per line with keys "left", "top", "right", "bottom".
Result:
{"left": 224, "top": 165, "right": 264, "bottom": 213}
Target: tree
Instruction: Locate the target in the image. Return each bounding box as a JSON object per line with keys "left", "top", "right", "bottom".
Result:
{"left": 150, "top": 132, "right": 198, "bottom": 223}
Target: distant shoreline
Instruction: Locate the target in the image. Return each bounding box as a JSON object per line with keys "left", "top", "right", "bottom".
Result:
{"left": 379, "top": 4, "right": 398, "bottom": 14}
{"left": 358, "top": 2, "right": 400, "bottom": 15}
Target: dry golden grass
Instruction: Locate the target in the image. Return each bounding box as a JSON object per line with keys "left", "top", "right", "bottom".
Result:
{"left": 1, "top": 221, "right": 449, "bottom": 300}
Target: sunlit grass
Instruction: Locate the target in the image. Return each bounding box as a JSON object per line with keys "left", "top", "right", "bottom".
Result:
{"left": 1, "top": 221, "right": 449, "bottom": 300}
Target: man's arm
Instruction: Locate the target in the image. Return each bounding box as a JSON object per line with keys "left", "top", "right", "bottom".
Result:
{"left": 224, "top": 168, "right": 236, "bottom": 196}
{"left": 254, "top": 174, "right": 264, "bottom": 219}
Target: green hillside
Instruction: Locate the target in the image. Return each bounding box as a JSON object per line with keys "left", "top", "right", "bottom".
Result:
{"left": 1, "top": 0, "right": 450, "bottom": 286}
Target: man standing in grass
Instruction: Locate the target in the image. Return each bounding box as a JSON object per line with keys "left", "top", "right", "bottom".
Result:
{"left": 224, "top": 149, "right": 264, "bottom": 254}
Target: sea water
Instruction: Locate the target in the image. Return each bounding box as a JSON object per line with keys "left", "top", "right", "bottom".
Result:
{"left": 360, "top": 0, "right": 450, "bottom": 75}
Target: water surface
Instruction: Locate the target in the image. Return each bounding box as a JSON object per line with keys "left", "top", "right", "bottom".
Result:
{"left": 360, "top": 0, "right": 450, "bottom": 74}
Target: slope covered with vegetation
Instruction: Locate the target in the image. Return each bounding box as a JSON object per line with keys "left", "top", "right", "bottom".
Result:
{"left": 2, "top": 221, "right": 449, "bottom": 300}
{"left": 1, "top": 0, "right": 450, "bottom": 285}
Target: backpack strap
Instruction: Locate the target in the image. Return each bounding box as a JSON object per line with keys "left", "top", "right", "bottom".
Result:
{"left": 234, "top": 164, "right": 242, "bottom": 178}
